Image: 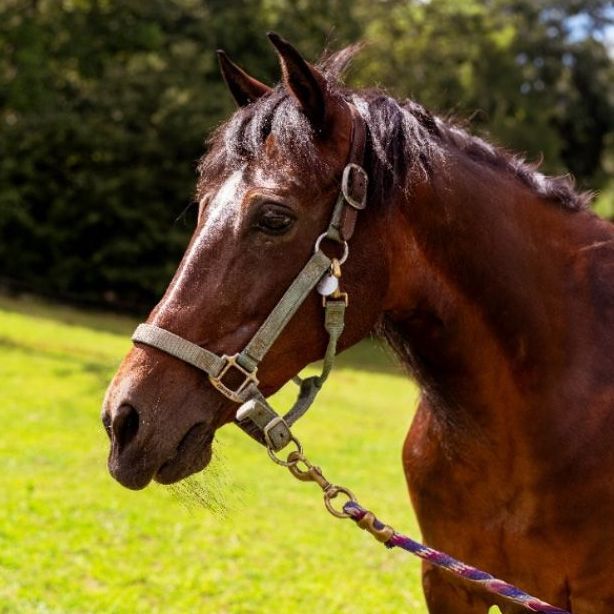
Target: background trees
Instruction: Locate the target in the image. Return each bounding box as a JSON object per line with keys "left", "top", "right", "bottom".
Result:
{"left": 1, "top": 0, "right": 612, "bottom": 310}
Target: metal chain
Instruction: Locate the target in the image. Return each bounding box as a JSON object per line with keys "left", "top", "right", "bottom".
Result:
{"left": 267, "top": 438, "right": 389, "bottom": 532}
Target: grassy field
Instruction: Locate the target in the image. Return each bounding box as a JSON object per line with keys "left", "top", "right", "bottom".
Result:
{"left": 0, "top": 295, "right": 428, "bottom": 613}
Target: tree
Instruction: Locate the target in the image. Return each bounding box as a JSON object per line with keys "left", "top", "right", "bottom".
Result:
{"left": 0, "top": 0, "right": 611, "bottom": 309}
{"left": 354, "top": 0, "right": 613, "bottom": 186}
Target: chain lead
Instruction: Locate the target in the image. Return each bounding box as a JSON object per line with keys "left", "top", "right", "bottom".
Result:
{"left": 267, "top": 444, "right": 357, "bottom": 518}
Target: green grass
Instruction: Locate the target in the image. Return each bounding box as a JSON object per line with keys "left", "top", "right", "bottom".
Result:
{"left": 593, "top": 180, "right": 614, "bottom": 220}
{"left": 0, "top": 295, "right": 427, "bottom": 613}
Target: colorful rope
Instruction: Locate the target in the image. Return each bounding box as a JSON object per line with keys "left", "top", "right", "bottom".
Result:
{"left": 343, "top": 501, "right": 570, "bottom": 614}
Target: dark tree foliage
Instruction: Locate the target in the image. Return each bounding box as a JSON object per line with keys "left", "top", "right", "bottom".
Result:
{"left": 0, "top": 0, "right": 611, "bottom": 309}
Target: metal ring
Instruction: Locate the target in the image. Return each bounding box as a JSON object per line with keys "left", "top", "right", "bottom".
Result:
{"left": 314, "top": 233, "right": 349, "bottom": 265}
{"left": 324, "top": 486, "right": 357, "bottom": 518}
{"left": 267, "top": 436, "right": 303, "bottom": 467}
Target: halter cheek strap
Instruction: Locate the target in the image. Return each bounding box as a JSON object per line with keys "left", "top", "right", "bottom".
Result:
{"left": 132, "top": 247, "right": 336, "bottom": 416}
{"left": 131, "top": 102, "right": 368, "bottom": 452}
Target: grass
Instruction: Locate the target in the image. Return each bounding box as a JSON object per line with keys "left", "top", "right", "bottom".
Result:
{"left": 593, "top": 180, "right": 614, "bottom": 220}
{"left": 0, "top": 294, "right": 429, "bottom": 613}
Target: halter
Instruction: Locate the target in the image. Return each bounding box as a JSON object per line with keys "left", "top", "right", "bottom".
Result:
{"left": 131, "top": 103, "right": 368, "bottom": 454}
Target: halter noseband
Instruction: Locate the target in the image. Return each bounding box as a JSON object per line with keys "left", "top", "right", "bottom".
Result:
{"left": 132, "top": 103, "right": 368, "bottom": 453}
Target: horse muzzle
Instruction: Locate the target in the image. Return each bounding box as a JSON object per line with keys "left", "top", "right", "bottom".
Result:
{"left": 102, "top": 400, "right": 216, "bottom": 489}
{"left": 101, "top": 346, "right": 228, "bottom": 489}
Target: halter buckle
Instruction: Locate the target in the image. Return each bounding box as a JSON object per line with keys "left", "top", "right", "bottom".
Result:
{"left": 322, "top": 292, "right": 349, "bottom": 307}
{"left": 209, "top": 354, "right": 259, "bottom": 403}
{"left": 341, "top": 163, "right": 368, "bottom": 210}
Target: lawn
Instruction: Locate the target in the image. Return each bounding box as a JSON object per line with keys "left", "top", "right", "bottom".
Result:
{"left": 0, "top": 295, "right": 428, "bottom": 613}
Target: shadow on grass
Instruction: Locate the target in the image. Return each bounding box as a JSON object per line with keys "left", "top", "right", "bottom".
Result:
{"left": 0, "top": 293, "right": 407, "bottom": 378}
{"left": 0, "top": 336, "right": 116, "bottom": 388}
{"left": 0, "top": 294, "right": 139, "bottom": 336}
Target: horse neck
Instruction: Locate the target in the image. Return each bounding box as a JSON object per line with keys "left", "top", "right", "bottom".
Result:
{"left": 381, "top": 147, "right": 609, "bottom": 447}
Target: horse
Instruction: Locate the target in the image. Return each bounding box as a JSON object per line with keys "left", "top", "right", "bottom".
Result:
{"left": 102, "top": 33, "right": 614, "bottom": 613}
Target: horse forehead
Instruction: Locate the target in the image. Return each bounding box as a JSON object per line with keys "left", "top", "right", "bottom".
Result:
{"left": 198, "top": 163, "right": 298, "bottom": 239}
{"left": 202, "top": 167, "right": 247, "bottom": 233}
{"left": 249, "top": 131, "right": 314, "bottom": 189}
{"left": 206, "top": 162, "right": 297, "bottom": 208}
{"left": 214, "top": 167, "right": 245, "bottom": 205}
{"left": 250, "top": 164, "right": 304, "bottom": 190}
{"left": 202, "top": 161, "right": 312, "bottom": 234}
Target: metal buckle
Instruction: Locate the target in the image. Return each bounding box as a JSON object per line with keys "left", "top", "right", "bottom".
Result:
{"left": 322, "top": 293, "right": 348, "bottom": 307}
{"left": 341, "top": 163, "right": 368, "bottom": 210}
{"left": 209, "top": 354, "right": 259, "bottom": 403}
{"left": 236, "top": 399, "right": 293, "bottom": 452}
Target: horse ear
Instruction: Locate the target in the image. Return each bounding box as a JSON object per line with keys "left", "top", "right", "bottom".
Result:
{"left": 267, "top": 32, "right": 327, "bottom": 127}
{"left": 216, "top": 50, "right": 271, "bottom": 107}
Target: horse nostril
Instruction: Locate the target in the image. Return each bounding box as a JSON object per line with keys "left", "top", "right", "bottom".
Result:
{"left": 111, "top": 404, "right": 140, "bottom": 451}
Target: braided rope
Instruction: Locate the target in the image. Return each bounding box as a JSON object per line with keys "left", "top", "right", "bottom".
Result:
{"left": 343, "top": 501, "right": 570, "bottom": 614}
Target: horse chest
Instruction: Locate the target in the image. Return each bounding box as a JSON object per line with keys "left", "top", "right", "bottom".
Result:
{"left": 403, "top": 395, "right": 614, "bottom": 610}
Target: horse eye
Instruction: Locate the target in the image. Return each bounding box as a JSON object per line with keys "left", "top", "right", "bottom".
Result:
{"left": 255, "top": 204, "right": 296, "bottom": 235}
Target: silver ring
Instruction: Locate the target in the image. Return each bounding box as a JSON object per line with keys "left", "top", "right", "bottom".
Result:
{"left": 314, "top": 233, "right": 349, "bottom": 265}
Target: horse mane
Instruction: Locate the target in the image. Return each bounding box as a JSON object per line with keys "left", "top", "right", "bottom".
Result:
{"left": 197, "top": 46, "right": 592, "bottom": 211}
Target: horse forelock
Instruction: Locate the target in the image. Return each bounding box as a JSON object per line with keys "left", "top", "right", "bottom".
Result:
{"left": 197, "top": 89, "right": 326, "bottom": 199}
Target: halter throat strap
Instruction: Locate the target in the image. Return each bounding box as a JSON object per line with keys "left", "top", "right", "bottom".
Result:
{"left": 131, "top": 102, "right": 368, "bottom": 450}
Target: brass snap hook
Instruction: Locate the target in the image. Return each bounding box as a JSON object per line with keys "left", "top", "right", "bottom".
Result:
{"left": 287, "top": 452, "right": 332, "bottom": 491}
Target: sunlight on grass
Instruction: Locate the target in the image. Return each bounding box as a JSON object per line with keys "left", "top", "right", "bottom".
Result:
{"left": 0, "top": 296, "right": 427, "bottom": 613}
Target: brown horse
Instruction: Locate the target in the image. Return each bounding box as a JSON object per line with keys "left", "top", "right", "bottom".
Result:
{"left": 102, "top": 34, "right": 614, "bottom": 613}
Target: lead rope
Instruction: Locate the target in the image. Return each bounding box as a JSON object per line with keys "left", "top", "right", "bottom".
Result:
{"left": 265, "top": 443, "right": 570, "bottom": 614}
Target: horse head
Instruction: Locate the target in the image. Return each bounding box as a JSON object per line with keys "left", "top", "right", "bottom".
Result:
{"left": 101, "top": 34, "right": 394, "bottom": 489}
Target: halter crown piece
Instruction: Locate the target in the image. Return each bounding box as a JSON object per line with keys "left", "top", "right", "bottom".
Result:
{"left": 131, "top": 103, "right": 368, "bottom": 454}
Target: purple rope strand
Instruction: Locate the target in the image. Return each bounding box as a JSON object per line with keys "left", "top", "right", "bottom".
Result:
{"left": 343, "top": 501, "right": 570, "bottom": 614}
